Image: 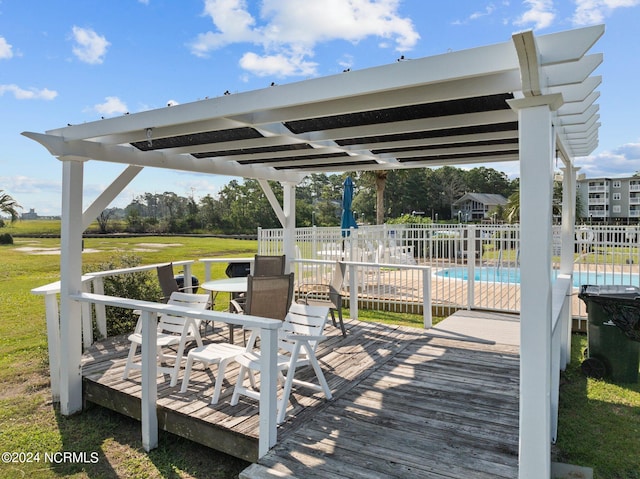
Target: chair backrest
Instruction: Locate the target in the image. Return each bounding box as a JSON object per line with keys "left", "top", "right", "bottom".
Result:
{"left": 327, "top": 262, "right": 346, "bottom": 306}
{"left": 330, "top": 261, "right": 346, "bottom": 292}
{"left": 253, "top": 254, "right": 286, "bottom": 276}
{"left": 158, "top": 291, "right": 210, "bottom": 335}
{"left": 278, "top": 302, "right": 330, "bottom": 355}
{"left": 245, "top": 273, "right": 294, "bottom": 321}
{"left": 157, "top": 263, "right": 179, "bottom": 301}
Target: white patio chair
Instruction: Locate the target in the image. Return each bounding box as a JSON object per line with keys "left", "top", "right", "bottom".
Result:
{"left": 230, "top": 302, "right": 332, "bottom": 424}
{"left": 122, "top": 291, "right": 210, "bottom": 386}
{"left": 180, "top": 274, "right": 294, "bottom": 403}
{"left": 179, "top": 341, "right": 246, "bottom": 404}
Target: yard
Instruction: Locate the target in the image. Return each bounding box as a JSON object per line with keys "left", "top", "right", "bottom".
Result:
{"left": 0, "top": 231, "right": 638, "bottom": 478}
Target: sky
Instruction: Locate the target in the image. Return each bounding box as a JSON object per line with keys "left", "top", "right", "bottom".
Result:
{"left": 1, "top": 0, "right": 640, "bottom": 217}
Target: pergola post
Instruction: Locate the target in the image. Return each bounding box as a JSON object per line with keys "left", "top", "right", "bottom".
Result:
{"left": 282, "top": 182, "right": 296, "bottom": 271}
{"left": 508, "top": 93, "right": 563, "bottom": 479}
{"left": 560, "top": 164, "right": 578, "bottom": 367}
{"left": 58, "top": 158, "right": 86, "bottom": 415}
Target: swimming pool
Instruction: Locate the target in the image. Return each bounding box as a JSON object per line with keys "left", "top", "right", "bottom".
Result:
{"left": 436, "top": 266, "right": 640, "bottom": 287}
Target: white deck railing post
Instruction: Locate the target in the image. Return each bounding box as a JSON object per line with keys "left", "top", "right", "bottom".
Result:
{"left": 467, "top": 225, "right": 476, "bottom": 309}
{"left": 182, "top": 263, "right": 193, "bottom": 291}
{"left": 92, "top": 277, "right": 108, "bottom": 339}
{"left": 44, "top": 293, "right": 61, "bottom": 402}
{"left": 81, "top": 281, "right": 93, "bottom": 349}
{"left": 348, "top": 263, "right": 358, "bottom": 320}
{"left": 140, "top": 310, "right": 159, "bottom": 452}
{"left": 422, "top": 268, "right": 432, "bottom": 328}
{"left": 258, "top": 327, "right": 278, "bottom": 457}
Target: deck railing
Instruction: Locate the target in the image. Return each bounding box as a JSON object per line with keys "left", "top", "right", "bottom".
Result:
{"left": 71, "top": 292, "right": 281, "bottom": 458}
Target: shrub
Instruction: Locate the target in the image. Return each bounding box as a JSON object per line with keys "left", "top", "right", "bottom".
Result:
{"left": 84, "top": 254, "right": 161, "bottom": 336}
{"left": 0, "top": 232, "right": 13, "bottom": 244}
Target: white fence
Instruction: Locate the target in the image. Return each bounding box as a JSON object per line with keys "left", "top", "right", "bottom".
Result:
{"left": 260, "top": 223, "right": 640, "bottom": 327}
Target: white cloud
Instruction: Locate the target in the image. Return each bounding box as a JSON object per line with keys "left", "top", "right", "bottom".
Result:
{"left": 470, "top": 4, "right": 497, "bottom": 20}
{"left": 514, "top": 0, "right": 555, "bottom": 29}
{"left": 71, "top": 26, "right": 110, "bottom": 64}
{"left": 576, "top": 141, "right": 640, "bottom": 177}
{"left": 190, "top": 0, "right": 419, "bottom": 77}
{"left": 166, "top": 99, "right": 180, "bottom": 106}
{"left": 0, "top": 36, "right": 13, "bottom": 60}
{"left": 93, "top": 96, "right": 128, "bottom": 116}
{"left": 572, "top": 0, "right": 640, "bottom": 25}
{"left": 239, "top": 50, "right": 317, "bottom": 77}
{"left": 0, "top": 84, "right": 57, "bottom": 100}
{"left": 0, "top": 176, "right": 61, "bottom": 195}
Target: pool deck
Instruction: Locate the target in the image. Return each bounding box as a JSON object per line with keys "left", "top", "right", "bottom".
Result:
{"left": 428, "top": 309, "right": 520, "bottom": 347}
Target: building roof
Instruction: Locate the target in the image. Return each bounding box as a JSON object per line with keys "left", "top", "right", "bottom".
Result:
{"left": 24, "top": 25, "right": 603, "bottom": 185}
{"left": 453, "top": 193, "right": 508, "bottom": 207}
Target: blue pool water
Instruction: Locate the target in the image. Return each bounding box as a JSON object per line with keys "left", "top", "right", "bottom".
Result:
{"left": 436, "top": 267, "right": 640, "bottom": 287}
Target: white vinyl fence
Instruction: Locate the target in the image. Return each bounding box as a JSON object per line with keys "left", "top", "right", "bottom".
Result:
{"left": 261, "top": 223, "right": 640, "bottom": 327}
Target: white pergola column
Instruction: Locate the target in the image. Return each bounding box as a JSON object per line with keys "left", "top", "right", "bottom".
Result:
{"left": 560, "top": 164, "right": 578, "bottom": 367}
{"left": 508, "top": 93, "right": 563, "bottom": 479}
{"left": 281, "top": 182, "right": 296, "bottom": 272}
{"left": 58, "top": 158, "right": 86, "bottom": 415}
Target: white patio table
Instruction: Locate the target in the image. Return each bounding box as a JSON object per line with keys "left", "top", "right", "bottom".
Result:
{"left": 200, "top": 277, "right": 248, "bottom": 342}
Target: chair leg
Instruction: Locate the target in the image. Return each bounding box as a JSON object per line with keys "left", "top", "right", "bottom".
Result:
{"left": 122, "top": 342, "right": 138, "bottom": 380}
{"left": 305, "top": 345, "right": 333, "bottom": 400}
{"left": 211, "top": 358, "right": 230, "bottom": 405}
{"left": 230, "top": 365, "right": 248, "bottom": 406}
{"left": 179, "top": 353, "right": 196, "bottom": 393}
{"left": 330, "top": 309, "right": 337, "bottom": 328}
{"left": 337, "top": 308, "right": 346, "bottom": 337}
{"left": 170, "top": 340, "right": 189, "bottom": 387}
{"left": 277, "top": 345, "right": 302, "bottom": 424}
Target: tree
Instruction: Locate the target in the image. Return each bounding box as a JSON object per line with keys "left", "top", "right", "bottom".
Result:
{"left": 0, "top": 190, "right": 22, "bottom": 223}
{"left": 464, "top": 167, "right": 515, "bottom": 197}
{"left": 96, "top": 208, "right": 117, "bottom": 233}
{"left": 358, "top": 170, "right": 388, "bottom": 224}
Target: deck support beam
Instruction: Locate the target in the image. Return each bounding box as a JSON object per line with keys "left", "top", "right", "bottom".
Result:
{"left": 58, "top": 158, "right": 86, "bottom": 415}
{"left": 509, "top": 93, "right": 563, "bottom": 479}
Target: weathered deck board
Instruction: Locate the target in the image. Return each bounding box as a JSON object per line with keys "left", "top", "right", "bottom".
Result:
{"left": 81, "top": 315, "right": 520, "bottom": 477}
{"left": 248, "top": 333, "right": 519, "bottom": 479}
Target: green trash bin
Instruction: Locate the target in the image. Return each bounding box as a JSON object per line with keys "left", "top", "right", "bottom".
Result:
{"left": 578, "top": 285, "right": 640, "bottom": 383}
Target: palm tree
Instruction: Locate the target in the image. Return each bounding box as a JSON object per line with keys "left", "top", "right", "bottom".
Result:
{"left": 358, "top": 170, "right": 388, "bottom": 224}
{"left": 0, "top": 190, "right": 22, "bottom": 223}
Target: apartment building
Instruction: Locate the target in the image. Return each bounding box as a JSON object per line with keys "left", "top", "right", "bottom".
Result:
{"left": 576, "top": 175, "right": 640, "bottom": 222}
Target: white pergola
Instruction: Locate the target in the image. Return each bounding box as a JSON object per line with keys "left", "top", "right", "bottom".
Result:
{"left": 25, "top": 25, "right": 603, "bottom": 479}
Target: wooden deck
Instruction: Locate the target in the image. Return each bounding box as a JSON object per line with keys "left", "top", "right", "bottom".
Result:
{"left": 82, "top": 313, "right": 520, "bottom": 478}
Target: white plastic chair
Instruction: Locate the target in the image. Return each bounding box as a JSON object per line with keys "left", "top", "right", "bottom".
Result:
{"left": 122, "top": 291, "right": 210, "bottom": 386}
{"left": 230, "top": 303, "right": 332, "bottom": 424}
{"left": 179, "top": 342, "right": 246, "bottom": 404}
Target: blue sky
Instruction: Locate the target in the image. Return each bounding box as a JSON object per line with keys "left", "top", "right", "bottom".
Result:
{"left": 1, "top": 0, "right": 640, "bottom": 216}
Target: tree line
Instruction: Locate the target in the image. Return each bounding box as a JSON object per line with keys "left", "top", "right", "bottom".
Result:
{"left": 92, "top": 166, "right": 519, "bottom": 235}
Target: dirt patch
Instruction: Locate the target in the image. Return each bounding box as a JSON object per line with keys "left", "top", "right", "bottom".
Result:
{"left": 15, "top": 247, "right": 102, "bottom": 255}
{"left": 134, "top": 243, "right": 183, "bottom": 248}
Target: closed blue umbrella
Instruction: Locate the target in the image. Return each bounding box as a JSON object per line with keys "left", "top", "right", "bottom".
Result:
{"left": 341, "top": 176, "right": 357, "bottom": 237}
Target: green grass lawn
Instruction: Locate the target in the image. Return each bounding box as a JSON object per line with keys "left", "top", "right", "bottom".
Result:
{"left": 0, "top": 233, "right": 638, "bottom": 478}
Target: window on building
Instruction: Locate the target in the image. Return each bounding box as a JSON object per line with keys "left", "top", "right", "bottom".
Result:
{"left": 613, "top": 205, "right": 621, "bottom": 213}
{"left": 613, "top": 192, "right": 621, "bottom": 201}
{"left": 613, "top": 180, "right": 622, "bottom": 188}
